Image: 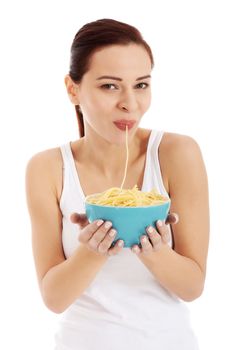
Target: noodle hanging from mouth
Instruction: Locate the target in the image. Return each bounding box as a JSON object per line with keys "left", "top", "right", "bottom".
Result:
{"left": 85, "top": 126, "right": 168, "bottom": 207}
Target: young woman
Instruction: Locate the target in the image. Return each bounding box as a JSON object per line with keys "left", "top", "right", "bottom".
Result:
{"left": 25, "top": 18, "right": 209, "bottom": 350}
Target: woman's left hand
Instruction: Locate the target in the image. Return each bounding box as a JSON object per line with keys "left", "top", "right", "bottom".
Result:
{"left": 131, "top": 212, "right": 179, "bottom": 255}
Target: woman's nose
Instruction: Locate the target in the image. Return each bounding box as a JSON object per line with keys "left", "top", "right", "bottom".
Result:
{"left": 118, "top": 91, "right": 138, "bottom": 112}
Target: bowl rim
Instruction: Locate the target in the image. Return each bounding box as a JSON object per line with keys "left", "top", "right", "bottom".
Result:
{"left": 85, "top": 198, "right": 171, "bottom": 209}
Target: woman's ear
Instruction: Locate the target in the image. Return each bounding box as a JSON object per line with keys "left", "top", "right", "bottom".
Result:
{"left": 64, "top": 74, "right": 79, "bottom": 105}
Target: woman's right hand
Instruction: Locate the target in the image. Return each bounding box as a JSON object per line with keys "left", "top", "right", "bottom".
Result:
{"left": 70, "top": 213, "right": 124, "bottom": 256}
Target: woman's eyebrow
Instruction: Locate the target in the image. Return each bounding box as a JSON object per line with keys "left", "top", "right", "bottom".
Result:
{"left": 96, "top": 75, "right": 151, "bottom": 81}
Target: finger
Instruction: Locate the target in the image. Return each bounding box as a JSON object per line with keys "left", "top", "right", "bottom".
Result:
{"left": 78, "top": 219, "right": 104, "bottom": 243}
{"left": 70, "top": 212, "right": 89, "bottom": 227}
{"left": 146, "top": 226, "right": 162, "bottom": 251}
{"left": 165, "top": 213, "right": 179, "bottom": 225}
{"left": 88, "top": 221, "right": 113, "bottom": 251}
{"left": 108, "top": 239, "right": 124, "bottom": 256}
{"left": 97, "top": 229, "right": 117, "bottom": 254}
{"left": 140, "top": 235, "right": 153, "bottom": 254}
{"left": 131, "top": 244, "right": 141, "bottom": 255}
{"left": 155, "top": 220, "right": 170, "bottom": 244}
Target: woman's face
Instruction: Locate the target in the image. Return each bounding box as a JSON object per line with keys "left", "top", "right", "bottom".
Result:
{"left": 70, "top": 44, "right": 152, "bottom": 143}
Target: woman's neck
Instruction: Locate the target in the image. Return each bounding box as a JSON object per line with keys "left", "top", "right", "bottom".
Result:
{"left": 73, "top": 128, "right": 143, "bottom": 179}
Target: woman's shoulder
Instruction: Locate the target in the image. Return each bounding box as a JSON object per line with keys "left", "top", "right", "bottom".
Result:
{"left": 141, "top": 128, "right": 201, "bottom": 176}
{"left": 161, "top": 131, "right": 199, "bottom": 147}
{"left": 160, "top": 131, "right": 201, "bottom": 159}
{"left": 160, "top": 131, "right": 204, "bottom": 187}
{"left": 26, "top": 146, "right": 63, "bottom": 171}
{"left": 158, "top": 131, "right": 202, "bottom": 189}
{"left": 26, "top": 146, "right": 63, "bottom": 201}
{"left": 142, "top": 127, "right": 199, "bottom": 151}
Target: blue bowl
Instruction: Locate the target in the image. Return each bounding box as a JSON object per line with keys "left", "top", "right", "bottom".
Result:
{"left": 85, "top": 199, "right": 171, "bottom": 248}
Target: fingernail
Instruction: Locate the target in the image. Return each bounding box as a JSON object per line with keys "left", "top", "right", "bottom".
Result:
{"left": 104, "top": 221, "right": 112, "bottom": 229}
{"left": 157, "top": 220, "right": 163, "bottom": 227}
{"left": 97, "top": 220, "right": 104, "bottom": 227}
{"left": 133, "top": 247, "right": 140, "bottom": 254}
{"left": 148, "top": 226, "right": 154, "bottom": 233}
{"left": 109, "top": 229, "right": 116, "bottom": 237}
{"left": 118, "top": 240, "right": 124, "bottom": 247}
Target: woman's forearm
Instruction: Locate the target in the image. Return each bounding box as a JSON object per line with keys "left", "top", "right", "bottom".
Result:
{"left": 41, "top": 245, "right": 107, "bottom": 313}
{"left": 138, "top": 244, "right": 205, "bottom": 301}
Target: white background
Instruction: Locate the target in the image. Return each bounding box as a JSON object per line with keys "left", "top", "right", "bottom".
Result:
{"left": 0, "top": 0, "right": 233, "bottom": 349}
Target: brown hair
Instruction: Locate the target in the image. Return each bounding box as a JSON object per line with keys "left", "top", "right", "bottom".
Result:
{"left": 68, "top": 18, "right": 154, "bottom": 138}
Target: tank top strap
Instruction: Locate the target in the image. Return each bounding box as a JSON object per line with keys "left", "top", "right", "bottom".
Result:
{"left": 149, "top": 129, "right": 164, "bottom": 150}
{"left": 60, "top": 142, "right": 71, "bottom": 169}
{"left": 143, "top": 129, "right": 169, "bottom": 198}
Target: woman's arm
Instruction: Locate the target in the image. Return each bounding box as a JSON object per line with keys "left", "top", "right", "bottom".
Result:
{"left": 25, "top": 150, "right": 108, "bottom": 314}
{"left": 134, "top": 134, "right": 210, "bottom": 301}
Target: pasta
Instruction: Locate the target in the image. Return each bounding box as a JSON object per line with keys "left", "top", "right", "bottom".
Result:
{"left": 85, "top": 126, "right": 169, "bottom": 207}
{"left": 85, "top": 184, "right": 168, "bottom": 207}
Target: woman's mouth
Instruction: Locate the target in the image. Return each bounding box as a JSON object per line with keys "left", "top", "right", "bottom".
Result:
{"left": 113, "top": 120, "right": 136, "bottom": 131}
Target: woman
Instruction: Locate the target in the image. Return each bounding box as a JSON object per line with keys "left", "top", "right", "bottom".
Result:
{"left": 25, "top": 18, "right": 209, "bottom": 350}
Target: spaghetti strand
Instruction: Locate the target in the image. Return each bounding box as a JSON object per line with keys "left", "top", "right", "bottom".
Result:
{"left": 85, "top": 126, "right": 169, "bottom": 207}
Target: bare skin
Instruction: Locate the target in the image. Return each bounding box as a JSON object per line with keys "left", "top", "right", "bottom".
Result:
{"left": 25, "top": 43, "right": 209, "bottom": 312}
{"left": 70, "top": 212, "right": 179, "bottom": 256}
{"left": 64, "top": 44, "right": 152, "bottom": 178}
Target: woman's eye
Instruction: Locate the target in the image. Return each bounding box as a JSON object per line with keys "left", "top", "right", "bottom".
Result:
{"left": 100, "top": 82, "right": 149, "bottom": 90}
{"left": 136, "top": 82, "right": 149, "bottom": 89}
{"left": 101, "top": 84, "right": 117, "bottom": 90}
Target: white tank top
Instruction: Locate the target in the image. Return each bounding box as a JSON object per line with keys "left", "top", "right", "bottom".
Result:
{"left": 54, "top": 129, "right": 199, "bottom": 350}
